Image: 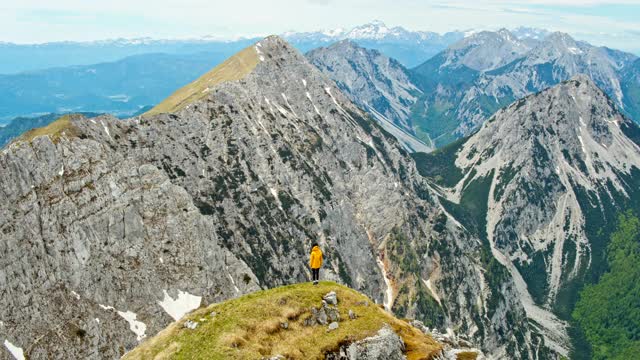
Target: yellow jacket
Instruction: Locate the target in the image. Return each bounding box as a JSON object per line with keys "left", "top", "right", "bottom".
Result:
{"left": 310, "top": 246, "right": 323, "bottom": 269}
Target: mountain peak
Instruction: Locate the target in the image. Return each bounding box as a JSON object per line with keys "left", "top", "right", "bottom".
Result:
{"left": 496, "top": 28, "right": 516, "bottom": 39}
{"left": 346, "top": 21, "right": 394, "bottom": 40}
{"left": 146, "top": 35, "right": 295, "bottom": 116}
{"left": 443, "top": 29, "right": 532, "bottom": 71}
{"left": 146, "top": 42, "right": 260, "bottom": 115}
{"left": 466, "top": 71, "right": 637, "bottom": 174}
{"left": 546, "top": 31, "right": 575, "bottom": 41}
{"left": 543, "top": 31, "right": 579, "bottom": 50}
{"left": 440, "top": 77, "right": 640, "bottom": 353}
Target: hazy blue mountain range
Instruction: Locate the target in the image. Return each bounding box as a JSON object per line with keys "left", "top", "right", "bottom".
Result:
{"left": 0, "top": 52, "right": 228, "bottom": 123}
{"left": 0, "top": 21, "right": 461, "bottom": 75}
{"left": 0, "top": 38, "right": 259, "bottom": 75}
{"left": 0, "top": 21, "right": 465, "bottom": 126}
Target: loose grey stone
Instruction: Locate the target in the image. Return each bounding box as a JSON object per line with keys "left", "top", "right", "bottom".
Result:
{"left": 327, "top": 322, "right": 339, "bottom": 332}
{"left": 183, "top": 320, "right": 198, "bottom": 330}
{"left": 323, "top": 291, "right": 338, "bottom": 306}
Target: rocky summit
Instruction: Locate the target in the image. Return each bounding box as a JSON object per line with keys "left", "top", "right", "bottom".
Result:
{"left": 122, "top": 282, "right": 482, "bottom": 360}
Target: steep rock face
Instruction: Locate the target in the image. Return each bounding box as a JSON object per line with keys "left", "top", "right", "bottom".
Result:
{"left": 410, "top": 31, "right": 638, "bottom": 146}
{"left": 0, "top": 114, "right": 259, "bottom": 359}
{"left": 0, "top": 37, "right": 540, "bottom": 358}
{"left": 307, "top": 41, "right": 432, "bottom": 152}
{"left": 419, "top": 75, "right": 640, "bottom": 355}
{"left": 439, "top": 29, "right": 533, "bottom": 72}
{"left": 621, "top": 58, "right": 640, "bottom": 123}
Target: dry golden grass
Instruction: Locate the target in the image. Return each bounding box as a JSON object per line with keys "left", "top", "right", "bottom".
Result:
{"left": 145, "top": 44, "right": 260, "bottom": 116}
{"left": 123, "top": 282, "right": 442, "bottom": 360}
{"left": 16, "top": 114, "right": 80, "bottom": 144}
{"left": 456, "top": 351, "right": 479, "bottom": 360}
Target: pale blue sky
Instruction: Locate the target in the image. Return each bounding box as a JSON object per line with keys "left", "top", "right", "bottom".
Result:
{"left": 2, "top": 0, "right": 640, "bottom": 53}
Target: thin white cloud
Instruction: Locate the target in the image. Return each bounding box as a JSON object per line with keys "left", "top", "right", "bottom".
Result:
{"left": 442, "top": 0, "right": 640, "bottom": 5}
{"left": 0, "top": 0, "right": 638, "bottom": 55}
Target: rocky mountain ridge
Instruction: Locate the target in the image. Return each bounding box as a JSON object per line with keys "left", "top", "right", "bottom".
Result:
{"left": 438, "top": 29, "right": 533, "bottom": 72}
{"left": 410, "top": 29, "right": 638, "bottom": 146}
{"left": 414, "top": 74, "right": 640, "bottom": 355}
{"left": 0, "top": 36, "right": 541, "bottom": 359}
{"left": 307, "top": 40, "right": 432, "bottom": 152}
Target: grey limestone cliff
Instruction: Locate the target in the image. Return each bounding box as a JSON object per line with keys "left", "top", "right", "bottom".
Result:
{"left": 1, "top": 36, "right": 542, "bottom": 359}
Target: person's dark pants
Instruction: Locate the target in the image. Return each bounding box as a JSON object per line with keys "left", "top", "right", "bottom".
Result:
{"left": 312, "top": 268, "right": 320, "bottom": 282}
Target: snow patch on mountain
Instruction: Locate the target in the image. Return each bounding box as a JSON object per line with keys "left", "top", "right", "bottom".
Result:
{"left": 117, "top": 311, "right": 147, "bottom": 341}
{"left": 158, "top": 290, "right": 202, "bottom": 321}
{"left": 3, "top": 340, "right": 25, "bottom": 360}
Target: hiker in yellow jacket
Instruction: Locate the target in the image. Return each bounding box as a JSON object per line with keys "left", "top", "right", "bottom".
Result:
{"left": 309, "top": 243, "right": 323, "bottom": 285}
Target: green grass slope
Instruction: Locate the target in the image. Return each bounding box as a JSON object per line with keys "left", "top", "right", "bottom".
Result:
{"left": 124, "top": 282, "right": 444, "bottom": 360}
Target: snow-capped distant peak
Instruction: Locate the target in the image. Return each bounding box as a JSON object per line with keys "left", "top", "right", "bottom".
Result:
{"left": 346, "top": 21, "right": 392, "bottom": 39}
{"left": 280, "top": 21, "right": 456, "bottom": 45}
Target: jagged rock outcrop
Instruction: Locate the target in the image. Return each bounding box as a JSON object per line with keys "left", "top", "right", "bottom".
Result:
{"left": 327, "top": 325, "right": 406, "bottom": 360}
{"left": 307, "top": 41, "right": 432, "bottom": 153}
{"left": 1, "top": 36, "right": 543, "bottom": 359}
{"left": 415, "top": 74, "right": 640, "bottom": 356}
